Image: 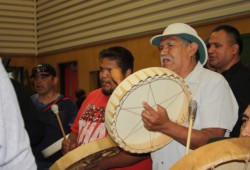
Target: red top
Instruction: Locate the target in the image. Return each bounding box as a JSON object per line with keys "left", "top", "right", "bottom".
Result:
{"left": 71, "top": 88, "right": 152, "bottom": 170}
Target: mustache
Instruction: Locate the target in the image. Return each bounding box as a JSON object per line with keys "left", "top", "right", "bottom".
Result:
{"left": 161, "top": 55, "right": 173, "bottom": 66}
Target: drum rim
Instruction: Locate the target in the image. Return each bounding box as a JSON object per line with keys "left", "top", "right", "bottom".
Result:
{"left": 170, "top": 138, "right": 250, "bottom": 170}
{"left": 50, "top": 136, "right": 118, "bottom": 170}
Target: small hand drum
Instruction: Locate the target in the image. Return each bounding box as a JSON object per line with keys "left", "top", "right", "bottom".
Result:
{"left": 105, "top": 67, "right": 192, "bottom": 153}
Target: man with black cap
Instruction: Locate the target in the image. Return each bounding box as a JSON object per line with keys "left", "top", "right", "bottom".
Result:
{"left": 89, "top": 23, "right": 238, "bottom": 170}
{"left": 30, "top": 63, "right": 78, "bottom": 169}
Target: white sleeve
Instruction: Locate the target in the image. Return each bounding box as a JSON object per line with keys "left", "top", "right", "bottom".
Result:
{"left": 0, "top": 60, "right": 37, "bottom": 170}
{"left": 194, "top": 73, "right": 238, "bottom": 134}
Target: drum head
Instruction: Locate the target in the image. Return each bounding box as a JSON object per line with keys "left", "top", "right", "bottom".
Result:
{"left": 105, "top": 67, "right": 192, "bottom": 153}
{"left": 50, "top": 137, "right": 119, "bottom": 170}
{"left": 170, "top": 138, "right": 250, "bottom": 170}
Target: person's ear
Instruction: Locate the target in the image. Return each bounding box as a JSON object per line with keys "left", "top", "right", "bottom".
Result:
{"left": 232, "top": 44, "right": 239, "bottom": 55}
{"left": 189, "top": 42, "right": 199, "bottom": 56}
{"left": 124, "top": 69, "right": 132, "bottom": 78}
{"left": 53, "top": 76, "right": 58, "bottom": 85}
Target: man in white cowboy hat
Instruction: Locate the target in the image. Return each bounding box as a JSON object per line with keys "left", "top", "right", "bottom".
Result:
{"left": 140, "top": 23, "right": 238, "bottom": 170}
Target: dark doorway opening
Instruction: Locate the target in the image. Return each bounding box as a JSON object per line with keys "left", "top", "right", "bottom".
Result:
{"left": 59, "top": 61, "right": 78, "bottom": 102}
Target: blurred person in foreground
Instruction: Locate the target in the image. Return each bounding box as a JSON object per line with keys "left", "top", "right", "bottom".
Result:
{"left": 0, "top": 58, "right": 36, "bottom": 170}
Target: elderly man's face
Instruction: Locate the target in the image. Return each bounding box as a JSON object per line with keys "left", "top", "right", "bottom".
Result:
{"left": 159, "top": 36, "right": 196, "bottom": 78}
{"left": 240, "top": 105, "right": 250, "bottom": 137}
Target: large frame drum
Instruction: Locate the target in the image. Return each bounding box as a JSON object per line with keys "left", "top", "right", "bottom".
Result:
{"left": 105, "top": 67, "right": 192, "bottom": 153}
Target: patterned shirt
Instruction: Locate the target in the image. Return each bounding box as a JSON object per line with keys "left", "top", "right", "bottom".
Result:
{"left": 71, "top": 88, "right": 109, "bottom": 145}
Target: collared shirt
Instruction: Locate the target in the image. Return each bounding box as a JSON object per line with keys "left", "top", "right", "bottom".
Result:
{"left": 222, "top": 61, "right": 250, "bottom": 137}
{"left": 151, "top": 62, "right": 238, "bottom": 170}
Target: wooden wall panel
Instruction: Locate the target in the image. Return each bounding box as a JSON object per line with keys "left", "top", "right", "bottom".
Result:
{"left": 1, "top": 0, "right": 250, "bottom": 56}
{"left": 36, "top": 0, "right": 250, "bottom": 55}
{"left": 2, "top": 1, "right": 250, "bottom": 94}
{"left": 32, "top": 15, "right": 250, "bottom": 93}
{"left": 0, "top": 0, "right": 36, "bottom": 55}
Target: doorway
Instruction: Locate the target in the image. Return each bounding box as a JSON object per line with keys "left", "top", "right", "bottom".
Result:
{"left": 59, "top": 61, "right": 78, "bottom": 101}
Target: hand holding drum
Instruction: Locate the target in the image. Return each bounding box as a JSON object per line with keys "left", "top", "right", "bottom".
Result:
{"left": 105, "top": 67, "right": 192, "bottom": 153}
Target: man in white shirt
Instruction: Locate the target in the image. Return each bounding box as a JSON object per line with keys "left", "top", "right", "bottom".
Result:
{"left": 141, "top": 23, "right": 238, "bottom": 170}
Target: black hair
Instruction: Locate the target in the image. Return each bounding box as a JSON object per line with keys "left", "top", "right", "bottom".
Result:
{"left": 99, "top": 46, "right": 134, "bottom": 74}
{"left": 212, "top": 25, "right": 243, "bottom": 55}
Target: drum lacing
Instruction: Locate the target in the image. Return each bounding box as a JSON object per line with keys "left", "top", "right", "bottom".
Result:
{"left": 209, "top": 156, "right": 250, "bottom": 170}
{"left": 244, "top": 156, "right": 250, "bottom": 170}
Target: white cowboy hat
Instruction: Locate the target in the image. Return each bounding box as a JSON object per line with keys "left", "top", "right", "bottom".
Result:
{"left": 150, "top": 23, "right": 208, "bottom": 65}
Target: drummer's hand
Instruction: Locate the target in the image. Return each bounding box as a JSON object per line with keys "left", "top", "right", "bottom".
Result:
{"left": 62, "top": 138, "right": 76, "bottom": 155}
{"left": 141, "top": 101, "right": 170, "bottom": 132}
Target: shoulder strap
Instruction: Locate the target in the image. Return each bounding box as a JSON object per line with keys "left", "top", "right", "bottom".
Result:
{"left": 42, "top": 97, "right": 70, "bottom": 112}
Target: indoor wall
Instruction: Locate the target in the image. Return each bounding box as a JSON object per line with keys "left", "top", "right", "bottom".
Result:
{"left": 8, "top": 14, "right": 250, "bottom": 95}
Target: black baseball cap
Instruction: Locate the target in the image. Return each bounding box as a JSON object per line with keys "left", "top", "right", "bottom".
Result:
{"left": 31, "top": 63, "right": 56, "bottom": 78}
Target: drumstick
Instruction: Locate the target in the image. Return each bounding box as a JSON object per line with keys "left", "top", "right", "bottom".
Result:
{"left": 185, "top": 100, "right": 197, "bottom": 155}
{"left": 111, "top": 68, "right": 122, "bottom": 85}
{"left": 51, "top": 104, "right": 67, "bottom": 140}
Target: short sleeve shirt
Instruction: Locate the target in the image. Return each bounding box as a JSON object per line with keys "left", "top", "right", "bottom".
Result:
{"left": 71, "top": 88, "right": 109, "bottom": 145}
{"left": 151, "top": 63, "right": 238, "bottom": 170}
